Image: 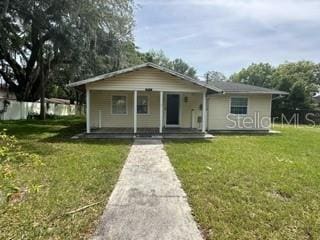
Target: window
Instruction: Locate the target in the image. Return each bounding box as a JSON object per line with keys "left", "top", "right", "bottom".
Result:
{"left": 230, "top": 97, "right": 248, "bottom": 114}
{"left": 137, "top": 96, "right": 148, "bottom": 114}
{"left": 112, "top": 95, "right": 127, "bottom": 114}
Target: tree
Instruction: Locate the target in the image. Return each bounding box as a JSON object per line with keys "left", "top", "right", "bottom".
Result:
{"left": 230, "top": 61, "right": 320, "bottom": 113}
{"left": 144, "top": 50, "right": 172, "bottom": 68}
{"left": 204, "top": 71, "right": 227, "bottom": 83}
{"left": 143, "top": 50, "right": 197, "bottom": 78}
{"left": 230, "top": 63, "right": 275, "bottom": 88}
{"left": 288, "top": 80, "right": 311, "bottom": 110}
{"left": 171, "top": 58, "right": 197, "bottom": 78}
{"left": 0, "top": 0, "right": 135, "bottom": 119}
{"left": 311, "top": 63, "right": 320, "bottom": 88}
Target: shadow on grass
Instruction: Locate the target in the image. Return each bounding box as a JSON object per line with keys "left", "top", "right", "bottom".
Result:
{"left": 163, "top": 139, "right": 213, "bottom": 144}
{"left": 212, "top": 132, "right": 283, "bottom": 137}
{"left": 41, "top": 123, "right": 132, "bottom": 146}
{"left": 1, "top": 117, "right": 131, "bottom": 147}
{"left": 1, "top": 116, "right": 85, "bottom": 138}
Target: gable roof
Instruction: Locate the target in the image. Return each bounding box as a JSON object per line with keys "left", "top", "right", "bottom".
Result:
{"left": 67, "top": 62, "right": 222, "bottom": 93}
{"left": 68, "top": 62, "right": 288, "bottom": 95}
{"left": 209, "top": 81, "right": 288, "bottom": 95}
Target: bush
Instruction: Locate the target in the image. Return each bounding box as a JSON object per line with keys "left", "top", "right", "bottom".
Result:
{"left": 0, "top": 130, "right": 41, "bottom": 164}
{"left": 0, "top": 130, "right": 42, "bottom": 204}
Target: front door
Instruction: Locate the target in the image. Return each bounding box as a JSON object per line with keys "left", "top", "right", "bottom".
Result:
{"left": 166, "top": 94, "right": 180, "bottom": 126}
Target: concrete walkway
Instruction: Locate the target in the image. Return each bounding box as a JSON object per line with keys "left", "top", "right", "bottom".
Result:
{"left": 92, "top": 139, "right": 203, "bottom": 240}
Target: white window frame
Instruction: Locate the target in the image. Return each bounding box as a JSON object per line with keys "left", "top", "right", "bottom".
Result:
{"left": 137, "top": 95, "right": 150, "bottom": 115}
{"left": 111, "top": 94, "right": 128, "bottom": 115}
{"left": 229, "top": 96, "right": 249, "bottom": 115}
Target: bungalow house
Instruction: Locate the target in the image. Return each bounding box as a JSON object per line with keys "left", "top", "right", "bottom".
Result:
{"left": 68, "top": 63, "right": 287, "bottom": 137}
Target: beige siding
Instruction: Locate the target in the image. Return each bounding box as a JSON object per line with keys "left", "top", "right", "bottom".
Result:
{"left": 180, "top": 93, "right": 202, "bottom": 128}
{"left": 90, "top": 90, "right": 203, "bottom": 129}
{"left": 90, "top": 91, "right": 132, "bottom": 128}
{"left": 87, "top": 68, "right": 205, "bottom": 93}
{"left": 208, "top": 94, "right": 272, "bottom": 130}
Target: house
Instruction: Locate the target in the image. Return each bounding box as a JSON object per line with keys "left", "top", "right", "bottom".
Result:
{"left": 68, "top": 63, "right": 287, "bottom": 137}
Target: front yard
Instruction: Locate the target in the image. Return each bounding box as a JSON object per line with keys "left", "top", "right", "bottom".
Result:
{"left": 0, "top": 117, "right": 130, "bottom": 239}
{"left": 165, "top": 125, "right": 320, "bottom": 240}
{"left": 1, "top": 118, "right": 320, "bottom": 240}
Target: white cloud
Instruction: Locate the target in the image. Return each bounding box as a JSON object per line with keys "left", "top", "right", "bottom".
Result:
{"left": 137, "top": 0, "right": 320, "bottom": 23}
{"left": 134, "top": 0, "right": 320, "bottom": 75}
{"left": 214, "top": 40, "right": 235, "bottom": 48}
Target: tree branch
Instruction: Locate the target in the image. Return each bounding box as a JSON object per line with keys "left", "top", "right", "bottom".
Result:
{"left": 26, "top": 20, "right": 41, "bottom": 76}
{"left": 0, "top": 68, "right": 18, "bottom": 90}
{"left": 0, "top": 47, "right": 24, "bottom": 82}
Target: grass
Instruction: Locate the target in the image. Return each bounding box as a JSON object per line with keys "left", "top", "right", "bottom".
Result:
{"left": 165, "top": 125, "right": 320, "bottom": 240}
{"left": 0, "top": 116, "right": 131, "bottom": 239}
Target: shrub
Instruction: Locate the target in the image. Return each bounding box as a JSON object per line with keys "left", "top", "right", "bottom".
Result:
{"left": 0, "top": 130, "right": 42, "bottom": 204}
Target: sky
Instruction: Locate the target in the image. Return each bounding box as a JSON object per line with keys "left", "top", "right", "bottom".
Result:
{"left": 134, "top": 0, "right": 320, "bottom": 77}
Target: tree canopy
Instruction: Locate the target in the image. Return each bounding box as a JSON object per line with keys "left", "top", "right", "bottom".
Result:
{"left": 0, "top": 0, "right": 136, "bottom": 103}
{"left": 143, "top": 50, "right": 197, "bottom": 78}
{"left": 231, "top": 61, "right": 320, "bottom": 112}
{"left": 230, "top": 63, "right": 275, "bottom": 88}
{"left": 204, "top": 71, "right": 227, "bottom": 83}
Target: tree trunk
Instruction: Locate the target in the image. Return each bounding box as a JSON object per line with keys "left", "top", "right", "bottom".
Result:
{"left": 39, "top": 58, "right": 46, "bottom": 120}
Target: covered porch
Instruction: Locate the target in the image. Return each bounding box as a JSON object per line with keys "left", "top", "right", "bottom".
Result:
{"left": 81, "top": 127, "right": 213, "bottom": 139}
{"left": 85, "top": 89, "right": 209, "bottom": 137}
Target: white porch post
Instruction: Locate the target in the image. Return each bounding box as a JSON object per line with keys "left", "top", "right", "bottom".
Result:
{"left": 133, "top": 90, "right": 137, "bottom": 134}
{"left": 159, "top": 91, "right": 163, "bottom": 133}
{"left": 86, "top": 88, "right": 90, "bottom": 133}
{"left": 202, "top": 91, "right": 207, "bottom": 133}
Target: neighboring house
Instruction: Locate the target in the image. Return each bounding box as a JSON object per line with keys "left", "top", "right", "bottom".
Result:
{"left": 68, "top": 63, "right": 287, "bottom": 135}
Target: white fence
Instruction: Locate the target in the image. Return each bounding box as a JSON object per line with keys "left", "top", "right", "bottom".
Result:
{"left": 0, "top": 100, "right": 77, "bottom": 120}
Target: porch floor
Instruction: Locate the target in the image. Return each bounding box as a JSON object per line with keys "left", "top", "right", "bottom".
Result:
{"left": 72, "top": 128, "right": 214, "bottom": 139}
{"left": 91, "top": 127, "right": 203, "bottom": 134}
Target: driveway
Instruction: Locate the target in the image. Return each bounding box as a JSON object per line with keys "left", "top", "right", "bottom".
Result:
{"left": 92, "top": 139, "right": 203, "bottom": 240}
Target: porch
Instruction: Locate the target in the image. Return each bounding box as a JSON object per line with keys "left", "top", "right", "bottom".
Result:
{"left": 86, "top": 89, "right": 209, "bottom": 136}
{"left": 75, "top": 127, "right": 214, "bottom": 139}
{"left": 92, "top": 127, "right": 203, "bottom": 134}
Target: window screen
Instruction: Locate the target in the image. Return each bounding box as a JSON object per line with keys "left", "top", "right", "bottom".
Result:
{"left": 230, "top": 97, "right": 248, "bottom": 114}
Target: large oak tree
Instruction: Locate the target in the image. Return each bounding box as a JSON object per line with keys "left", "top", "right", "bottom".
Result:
{"left": 0, "top": 0, "right": 135, "bottom": 118}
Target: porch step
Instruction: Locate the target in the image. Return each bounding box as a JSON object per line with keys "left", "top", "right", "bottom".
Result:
{"left": 71, "top": 132, "right": 214, "bottom": 140}
{"left": 163, "top": 133, "right": 214, "bottom": 139}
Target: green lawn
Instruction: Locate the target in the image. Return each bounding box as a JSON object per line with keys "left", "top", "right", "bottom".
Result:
{"left": 0, "top": 117, "right": 130, "bottom": 239}
{"left": 165, "top": 125, "right": 320, "bottom": 240}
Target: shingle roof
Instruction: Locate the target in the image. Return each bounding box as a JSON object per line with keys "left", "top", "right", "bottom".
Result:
{"left": 209, "top": 81, "right": 288, "bottom": 95}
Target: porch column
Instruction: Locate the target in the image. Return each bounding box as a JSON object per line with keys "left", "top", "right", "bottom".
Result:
{"left": 86, "top": 88, "right": 90, "bottom": 133}
{"left": 202, "top": 91, "right": 206, "bottom": 133}
{"left": 133, "top": 90, "right": 137, "bottom": 134}
{"left": 159, "top": 91, "right": 163, "bottom": 133}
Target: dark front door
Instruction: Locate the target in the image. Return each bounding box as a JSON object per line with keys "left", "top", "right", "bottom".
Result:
{"left": 166, "top": 94, "right": 180, "bottom": 125}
